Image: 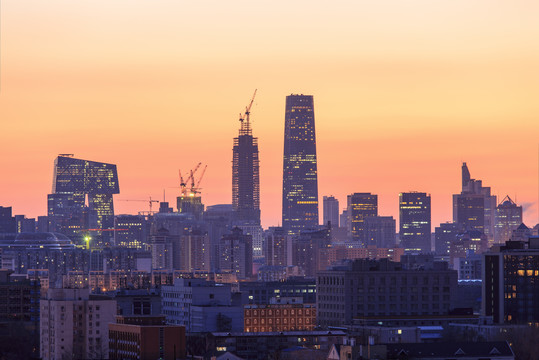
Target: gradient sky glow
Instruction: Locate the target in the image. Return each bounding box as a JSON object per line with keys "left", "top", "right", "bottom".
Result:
{"left": 1, "top": 0, "right": 539, "bottom": 229}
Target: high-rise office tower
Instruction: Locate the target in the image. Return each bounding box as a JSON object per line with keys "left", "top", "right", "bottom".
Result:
{"left": 399, "top": 192, "right": 432, "bottom": 253}
{"left": 434, "top": 222, "right": 460, "bottom": 256}
{"left": 347, "top": 193, "right": 378, "bottom": 245}
{"left": 453, "top": 162, "right": 496, "bottom": 239}
{"left": 323, "top": 196, "right": 339, "bottom": 228}
{"left": 364, "top": 216, "right": 396, "bottom": 248}
{"left": 48, "top": 155, "right": 119, "bottom": 244}
{"left": 494, "top": 195, "right": 523, "bottom": 244}
{"left": 282, "top": 94, "right": 319, "bottom": 235}
{"left": 233, "top": 93, "right": 263, "bottom": 256}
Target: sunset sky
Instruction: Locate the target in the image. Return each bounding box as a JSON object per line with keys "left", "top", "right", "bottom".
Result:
{"left": 1, "top": 0, "right": 538, "bottom": 229}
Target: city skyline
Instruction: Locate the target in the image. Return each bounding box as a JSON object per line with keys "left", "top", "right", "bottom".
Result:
{"left": 1, "top": 1, "right": 539, "bottom": 229}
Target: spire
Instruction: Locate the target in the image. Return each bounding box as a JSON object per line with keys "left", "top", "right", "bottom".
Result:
{"left": 462, "top": 162, "right": 471, "bottom": 190}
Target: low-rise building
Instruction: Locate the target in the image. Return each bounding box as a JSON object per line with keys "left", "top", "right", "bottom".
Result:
{"left": 108, "top": 315, "right": 185, "bottom": 360}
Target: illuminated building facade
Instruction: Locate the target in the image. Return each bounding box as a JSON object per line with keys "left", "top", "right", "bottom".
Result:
{"left": 347, "top": 193, "right": 378, "bottom": 245}
{"left": 282, "top": 94, "right": 319, "bottom": 235}
{"left": 483, "top": 237, "right": 539, "bottom": 324}
{"left": 244, "top": 299, "right": 316, "bottom": 332}
{"left": 114, "top": 214, "right": 149, "bottom": 248}
{"left": 48, "top": 155, "right": 119, "bottom": 244}
{"left": 399, "top": 192, "right": 431, "bottom": 253}
{"left": 494, "top": 196, "right": 522, "bottom": 244}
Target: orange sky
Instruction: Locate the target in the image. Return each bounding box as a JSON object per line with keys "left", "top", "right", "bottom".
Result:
{"left": 1, "top": 0, "right": 538, "bottom": 229}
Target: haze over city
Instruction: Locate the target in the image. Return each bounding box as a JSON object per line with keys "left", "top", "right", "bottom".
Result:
{"left": 1, "top": 0, "right": 538, "bottom": 228}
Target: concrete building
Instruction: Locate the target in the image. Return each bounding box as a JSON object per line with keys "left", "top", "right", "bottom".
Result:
{"left": 434, "top": 222, "right": 459, "bottom": 256}
{"left": 317, "top": 259, "right": 457, "bottom": 327}
{"left": 323, "top": 195, "right": 339, "bottom": 228}
{"left": 244, "top": 297, "right": 315, "bottom": 332}
{"left": 240, "top": 278, "right": 316, "bottom": 305}
{"left": 483, "top": 237, "right": 539, "bottom": 324}
{"left": 364, "top": 216, "right": 396, "bottom": 248}
{"left": 219, "top": 227, "right": 253, "bottom": 279}
{"left": 114, "top": 214, "right": 149, "bottom": 248}
{"left": 264, "top": 226, "right": 291, "bottom": 267}
{"left": 40, "top": 288, "right": 116, "bottom": 360}
{"left": 109, "top": 315, "right": 185, "bottom": 360}
{"left": 161, "top": 278, "right": 244, "bottom": 332}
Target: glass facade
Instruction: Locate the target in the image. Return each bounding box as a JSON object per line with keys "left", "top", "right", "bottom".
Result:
{"left": 282, "top": 94, "right": 319, "bottom": 235}
{"left": 399, "top": 192, "right": 431, "bottom": 253}
{"left": 48, "top": 155, "right": 119, "bottom": 243}
{"left": 347, "top": 193, "right": 378, "bottom": 245}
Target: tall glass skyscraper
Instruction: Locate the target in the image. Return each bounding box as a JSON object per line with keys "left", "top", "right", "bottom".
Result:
{"left": 399, "top": 192, "right": 431, "bottom": 253}
{"left": 48, "top": 155, "right": 119, "bottom": 243}
{"left": 282, "top": 94, "right": 319, "bottom": 235}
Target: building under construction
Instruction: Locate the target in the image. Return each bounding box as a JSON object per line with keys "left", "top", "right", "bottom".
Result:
{"left": 232, "top": 91, "right": 262, "bottom": 256}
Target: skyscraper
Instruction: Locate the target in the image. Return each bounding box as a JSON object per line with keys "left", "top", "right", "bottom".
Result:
{"left": 323, "top": 195, "right": 339, "bottom": 228}
{"left": 347, "top": 192, "right": 378, "bottom": 245}
{"left": 399, "top": 192, "right": 432, "bottom": 253}
{"left": 48, "top": 155, "right": 119, "bottom": 244}
{"left": 453, "top": 163, "right": 497, "bottom": 239}
{"left": 282, "top": 94, "right": 319, "bottom": 235}
{"left": 232, "top": 96, "right": 260, "bottom": 224}
{"left": 494, "top": 195, "right": 523, "bottom": 244}
{"left": 232, "top": 92, "right": 262, "bottom": 255}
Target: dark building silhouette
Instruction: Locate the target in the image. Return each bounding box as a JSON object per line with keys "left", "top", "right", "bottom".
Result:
{"left": 0, "top": 206, "right": 16, "bottom": 233}
{"left": 347, "top": 192, "right": 378, "bottom": 245}
{"left": 364, "top": 216, "right": 396, "bottom": 248}
{"left": 48, "top": 155, "right": 119, "bottom": 244}
{"left": 282, "top": 94, "right": 319, "bottom": 235}
{"left": 453, "top": 162, "right": 496, "bottom": 239}
{"left": 434, "top": 222, "right": 460, "bottom": 256}
{"left": 483, "top": 237, "right": 539, "bottom": 324}
{"left": 399, "top": 192, "right": 431, "bottom": 253}
{"left": 232, "top": 94, "right": 263, "bottom": 256}
{"left": 219, "top": 227, "right": 253, "bottom": 279}
{"left": 232, "top": 99, "right": 261, "bottom": 225}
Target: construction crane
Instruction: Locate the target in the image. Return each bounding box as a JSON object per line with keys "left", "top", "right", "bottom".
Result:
{"left": 177, "top": 163, "right": 207, "bottom": 197}
{"left": 239, "top": 89, "right": 257, "bottom": 135}
{"left": 118, "top": 197, "right": 160, "bottom": 212}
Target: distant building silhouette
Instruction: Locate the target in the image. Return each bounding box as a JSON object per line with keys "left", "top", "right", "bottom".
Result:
{"left": 494, "top": 195, "right": 522, "bottom": 244}
{"left": 434, "top": 222, "right": 459, "bottom": 256}
{"left": 364, "top": 216, "right": 396, "bottom": 248}
{"left": 453, "top": 162, "right": 496, "bottom": 240}
{"left": 219, "top": 227, "right": 253, "bottom": 279}
{"left": 399, "top": 192, "right": 431, "bottom": 253}
{"left": 282, "top": 94, "right": 319, "bottom": 235}
{"left": 347, "top": 193, "right": 378, "bottom": 245}
{"left": 323, "top": 196, "right": 339, "bottom": 228}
